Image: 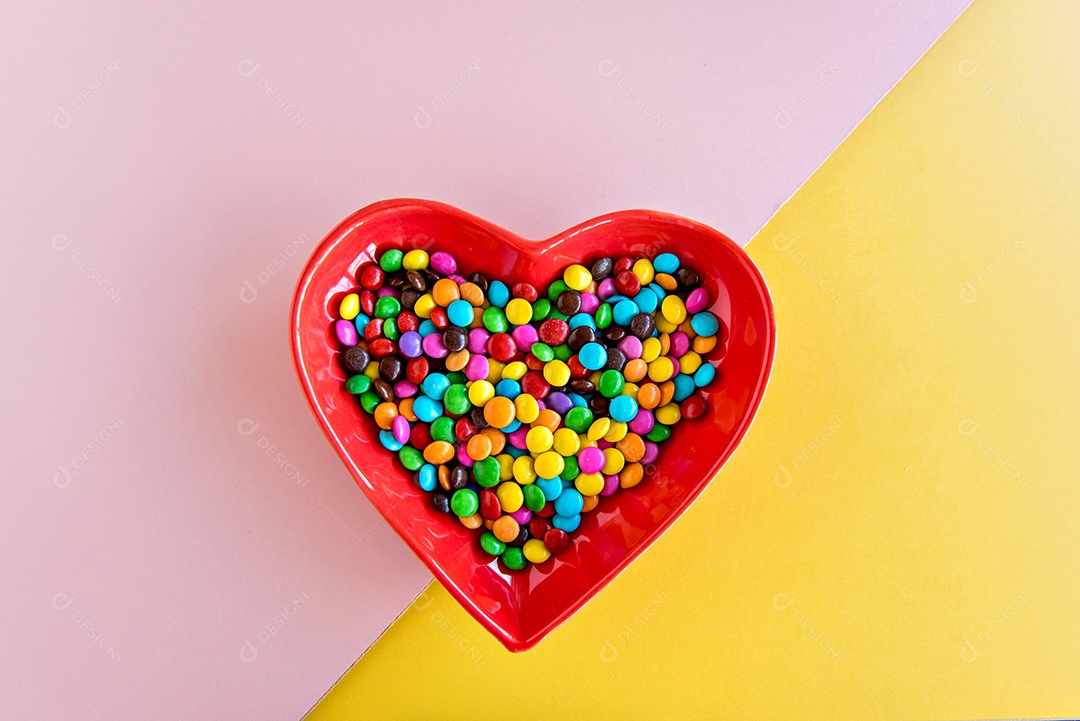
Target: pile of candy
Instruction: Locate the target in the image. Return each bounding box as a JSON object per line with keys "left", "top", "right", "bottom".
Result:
{"left": 333, "top": 247, "right": 721, "bottom": 569}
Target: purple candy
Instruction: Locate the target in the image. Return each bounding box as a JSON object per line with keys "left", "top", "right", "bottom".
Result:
{"left": 512, "top": 324, "right": 539, "bottom": 351}
{"left": 509, "top": 508, "right": 532, "bottom": 524}
{"left": 685, "top": 287, "right": 709, "bottom": 314}
{"left": 430, "top": 251, "right": 457, "bottom": 275}
{"left": 617, "top": 336, "right": 643, "bottom": 360}
{"left": 597, "top": 277, "right": 616, "bottom": 299}
{"left": 398, "top": 330, "right": 423, "bottom": 358}
{"left": 468, "top": 328, "right": 490, "bottom": 354}
{"left": 600, "top": 474, "right": 620, "bottom": 496}
{"left": 579, "top": 292, "right": 599, "bottom": 314}
{"left": 641, "top": 440, "right": 660, "bottom": 465}
{"left": 393, "top": 380, "right": 418, "bottom": 398}
{"left": 464, "top": 354, "right": 489, "bottom": 382}
{"left": 669, "top": 331, "right": 690, "bottom": 357}
{"left": 577, "top": 447, "right": 605, "bottom": 474}
{"left": 508, "top": 426, "right": 530, "bottom": 449}
{"left": 421, "top": 333, "right": 449, "bottom": 358}
{"left": 627, "top": 408, "right": 654, "bottom": 435}
{"left": 545, "top": 392, "right": 572, "bottom": 416}
{"left": 392, "top": 415, "right": 411, "bottom": 444}
{"left": 456, "top": 444, "right": 474, "bottom": 467}
{"left": 334, "top": 319, "right": 358, "bottom": 346}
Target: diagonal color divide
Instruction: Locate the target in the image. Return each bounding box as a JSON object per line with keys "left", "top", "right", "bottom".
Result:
{"left": 0, "top": 1, "right": 968, "bottom": 718}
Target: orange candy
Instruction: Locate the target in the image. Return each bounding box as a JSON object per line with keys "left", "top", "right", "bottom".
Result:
{"left": 398, "top": 397, "right": 418, "bottom": 421}
{"left": 532, "top": 408, "right": 562, "bottom": 433}
{"left": 492, "top": 515, "right": 520, "bottom": 543}
{"left": 581, "top": 495, "right": 599, "bottom": 513}
{"left": 623, "top": 358, "right": 648, "bottom": 383}
{"left": 459, "top": 282, "right": 484, "bottom": 306}
{"left": 438, "top": 465, "right": 451, "bottom": 492}
{"left": 616, "top": 433, "right": 646, "bottom": 463}
{"left": 658, "top": 333, "right": 671, "bottom": 356}
{"left": 693, "top": 334, "right": 718, "bottom": 354}
{"left": 458, "top": 513, "right": 483, "bottom": 530}
{"left": 423, "top": 440, "right": 455, "bottom": 465}
{"left": 374, "top": 402, "right": 398, "bottom": 430}
{"left": 658, "top": 380, "right": 676, "bottom": 406}
{"left": 619, "top": 463, "right": 644, "bottom": 489}
{"left": 483, "top": 396, "right": 516, "bottom": 428}
{"left": 654, "top": 272, "right": 677, "bottom": 291}
{"left": 637, "top": 383, "right": 661, "bottom": 410}
{"left": 466, "top": 433, "right": 492, "bottom": 461}
{"left": 431, "top": 278, "right": 461, "bottom": 306}
{"left": 445, "top": 349, "right": 470, "bottom": 372}
{"left": 480, "top": 427, "right": 506, "bottom": 455}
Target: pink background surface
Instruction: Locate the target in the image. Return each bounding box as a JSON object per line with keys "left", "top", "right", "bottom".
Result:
{"left": 1, "top": 1, "right": 967, "bottom": 719}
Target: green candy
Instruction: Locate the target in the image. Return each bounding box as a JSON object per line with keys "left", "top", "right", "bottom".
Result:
{"left": 547, "top": 309, "right": 568, "bottom": 322}
{"left": 446, "top": 371, "right": 467, "bottom": 384}
{"left": 531, "top": 298, "right": 552, "bottom": 321}
{"left": 450, "top": 488, "right": 479, "bottom": 517}
{"left": 646, "top": 424, "right": 672, "bottom": 442}
{"left": 523, "top": 484, "right": 546, "bottom": 512}
{"left": 480, "top": 531, "right": 505, "bottom": 555}
{"left": 501, "top": 546, "right": 527, "bottom": 569}
{"left": 552, "top": 344, "right": 572, "bottom": 362}
{"left": 430, "top": 417, "right": 455, "bottom": 442}
{"left": 565, "top": 407, "right": 594, "bottom": 433}
{"left": 595, "top": 303, "right": 613, "bottom": 329}
{"left": 443, "top": 384, "right": 471, "bottom": 415}
{"left": 597, "top": 369, "right": 625, "bottom": 398}
{"left": 383, "top": 317, "right": 400, "bottom": 341}
{"left": 530, "top": 342, "right": 555, "bottom": 363}
{"left": 379, "top": 248, "right": 403, "bottom": 272}
{"left": 359, "top": 390, "right": 380, "bottom": 413}
{"left": 472, "top": 457, "right": 501, "bottom": 487}
{"left": 399, "top": 446, "right": 424, "bottom": 471}
{"left": 547, "top": 280, "right": 570, "bottom": 302}
{"left": 374, "top": 296, "right": 401, "bottom": 319}
{"left": 344, "top": 375, "right": 371, "bottom": 394}
{"left": 560, "top": 455, "right": 580, "bottom": 481}
{"left": 482, "top": 307, "right": 508, "bottom": 333}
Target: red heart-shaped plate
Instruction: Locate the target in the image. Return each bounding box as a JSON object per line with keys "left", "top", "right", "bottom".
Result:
{"left": 290, "top": 199, "right": 775, "bottom": 651}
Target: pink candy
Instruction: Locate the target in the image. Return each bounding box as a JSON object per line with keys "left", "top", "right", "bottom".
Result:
{"left": 600, "top": 474, "right": 620, "bottom": 496}
{"left": 597, "top": 277, "right": 616, "bottom": 299}
{"left": 468, "top": 328, "right": 490, "bottom": 354}
{"left": 627, "top": 408, "right": 654, "bottom": 435}
{"left": 512, "top": 324, "right": 539, "bottom": 351}
{"left": 669, "top": 331, "right": 690, "bottom": 357}
{"left": 334, "top": 319, "right": 358, "bottom": 345}
{"left": 393, "top": 380, "right": 418, "bottom": 398}
{"left": 429, "top": 251, "right": 457, "bottom": 275}
{"left": 617, "top": 336, "right": 642, "bottom": 360}
{"left": 392, "top": 415, "right": 411, "bottom": 444}
{"left": 685, "top": 287, "right": 709, "bottom": 314}
{"left": 464, "top": 354, "right": 489, "bottom": 381}
{"left": 578, "top": 447, "right": 605, "bottom": 474}
{"left": 579, "top": 292, "right": 600, "bottom": 314}
{"left": 421, "top": 333, "right": 449, "bottom": 358}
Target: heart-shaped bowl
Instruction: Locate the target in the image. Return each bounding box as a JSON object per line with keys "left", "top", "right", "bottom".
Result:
{"left": 291, "top": 199, "right": 775, "bottom": 651}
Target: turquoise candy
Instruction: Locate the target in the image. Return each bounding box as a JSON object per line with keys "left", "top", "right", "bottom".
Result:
{"left": 609, "top": 395, "right": 639, "bottom": 423}
{"left": 690, "top": 311, "right": 719, "bottom": 337}
{"left": 578, "top": 342, "right": 607, "bottom": 370}
{"left": 694, "top": 363, "right": 716, "bottom": 387}
{"left": 653, "top": 252, "right": 680, "bottom": 274}
{"left": 412, "top": 396, "right": 443, "bottom": 422}
{"left": 416, "top": 463, "right": 437, "bottom": 491}
{"left": 422, "top": 373, "right": 450, "bottom": 400}
{"left": 379, "top": 430, "right": 403, "bottom": 451}
{"left": 446, "top": 299, "right": 475, "bottom": 326}
{"left": 487, "top": 280, "right": 510, "bottom": 307}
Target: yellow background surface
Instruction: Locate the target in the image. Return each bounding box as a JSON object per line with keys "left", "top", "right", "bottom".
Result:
{"left": 309, "top": 1, "right": 1080, "bottom": 718}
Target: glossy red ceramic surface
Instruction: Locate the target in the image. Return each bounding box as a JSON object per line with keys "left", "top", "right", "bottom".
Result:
{"left": 290, "top": 199, "right": 775, "bottom": 651}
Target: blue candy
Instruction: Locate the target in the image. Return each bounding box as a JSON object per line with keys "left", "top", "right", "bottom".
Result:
{"left": 412, "top": 396, "right": 443, "bottom": 422}
{"left": 633, "top": 287, "right": 658, "bottom": 314}
{"left": 416, "top": 463, "right": 437, "bottom": 492}
{"left": 568, "top": 312, "right": 596, "bottom": 330}
{"left": 502, "top": 418, "right": 522, "bottom": 434}
{"left": 495, "top": 379, "right": 521, "bottom": 398}
{"left": 422, "top": 373, "right": 450, "bottom": 400}
{"left": 690, "top": 311, "right": 719, "bottom": 337}
{"left": 352, "top": 313, "right": 372, "bottom": 332}
{"left": 653, "top": 252, "right": 680, "bottom": 274}
{"left": 488, "top": 280, "right": 510, "bottom": 308}
{"left": 672, "top": 373, "right": 696, "bottom": 402}
{"left": 379, "top": 430, "right": 404, "bottom": 451}
{"left": 553, "top": 513, "right": 581, "bottom": 532}
{"left": 446, "top": 299, "right": 475, "bottom": 327}
{"left": 694, "top": 363, "right": 716, "bottom": 388}
{"left": 536, "top": 477, "right": 563, "bottom": 502}
{"left": 554, "top": 488, "right": 584, "bottom": 516}
{"left": 612, "top": 300, "right": 640, "bottom": 326}
{"left": 609, "top": 395, "right": 639, "bottom": 423}
{"left": 578, "top": 342, "right": 607, "bottom": 370}
{"left": 418, "top": 319, "right": 438, "bottom": 336}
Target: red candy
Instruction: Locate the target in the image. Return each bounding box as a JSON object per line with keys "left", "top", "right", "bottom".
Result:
{"left": 520, "top": 371, "right": 550, "bottom": 399}
{"left": 409, "top": 422, "right": 432, "bottom": 450}
{"left": 360, "top": 290, "right": 376, "bottom": 316}
{"left": 680, "top": 395, "right": 706, "bottom": 420}
{"left": 538, "top": 319, "right": 568, "bottom": 345}
{"left": 368, "top": 338, "right": 396, "bottom": 359}
{"left": 512, "top": 282, "right": 537, "bottom": 302}
{"left": 359, "top": 264, "right": 385, "bottom": 290}
{"left": 397, "top": 311, "right": 419, "bottom": 333}
{"left": 528, "top": 517, "right": 552, "bottom": 539}
{"left": 524, "top": 354, "right": 545, "bottom": 371}
{"left": 614, "top": 270, "right": 641, "bottom": 296}
{"left": 454, "top": 417, "right": 476, "bottom": 441}
{"left": 479, "top": 490, "right": 501, "bottom": 520}
{"left": 544, "top": 528, "right": 569, "bottom": 554}
{"left": 429, "top": 307, "right": 449, "bottom": 329}
{"left": 487, "top": 333, "right": 517, "bottom": 362}
{"left": 567, "top": 354, "right": 589, "bottom": 379}
{"left": 613, "top": 257, "right": 634, "bottom": 274}
{"left": 406, "top": 357, "right": 429, "bottom": 384}
{"left": 535, "top": 501, "right": 556, "bottom": 518}
{"left": 363, "top": 318, "right": 384, "bottom": 342}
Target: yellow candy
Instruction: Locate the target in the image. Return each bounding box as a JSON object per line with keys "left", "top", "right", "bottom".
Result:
{"left": 543, "top": 359, "right": 571, "bottom": 387}
{"left": 578, "top": 436, "right": 597, "bottom": 450}
{"left": 575, "top": 472, "right": 605, "bottom": 496}
{"left": 655, "top": 403, "right": 682, "bottom": 425}
{"left": 523, "top": 538, "right": 551, "bottom": 564}
{"left": 563, "top": 264, "right": 593, "bottom": 291}
{"left": 339, "top": 293, "right": 360, "bottom": 320}
{"left": 602, "top": 447, "right": 626, "bottom": 475}
{"left": 632, "top": 258, "right": 655, "bottom": 284}
{"left": 515, "top": 393, "right": 539, "bottom": 424}
{"left": 552, "top": 428, "right": 581, "bottom": 456}
{"left": 505, "top": 298, "right": 533, "bottom": 326}
{"left": 468, "top": 380, "right": 495, "bottom": 406}
{"left": 485, "top": 360, "right": 505, "bottom": 385}
{"left": 661, "top": 295, "right": 687, "bottom": 324}
{"left": 413, "top": 293, "right": 436, "bottom": 319}
{"left": 679, "top": 351, "right": 703, "bottom": 375}
{"left": 526, "top": 426, "right": 554, "bottom": 454}
{"left": 512, "top": 456, "right": 537, "bottom": 484}
{"left": 363, "top": 361, "right": 380, "bottom": 380}
{"left": 641, "top": 337, "right": 662, "bottom": 363}
{"left": 655, "top": 315, "right": 678, "bottom": 334}
{"left": 496, "top": 453, "right": 514, "bottom": 480}
{"left": 621, "top": 382, "right": 639, "bottom": 400}
{"left": 603, "top": 421, "right": 628, "bottom": 443}
{"left": 402, "top": 249, "right": 429, "bottom": 270}
{"left": 496, "top": 481, "right": 524, "bottom": 512}
{"left": 648, "top": 357, "right": 675, "bottom": 382}
{"left": 502, "top": 361, "right": 527, "bottom": 381}
{"left": 534, "top": 451, "right": 565, "bottom": 479}
{"left": 587, "top": 418, "right": 611, "bottom": 441}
